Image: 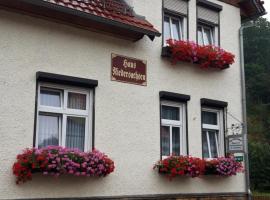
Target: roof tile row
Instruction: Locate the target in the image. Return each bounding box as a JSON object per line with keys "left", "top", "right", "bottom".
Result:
{"left": 43, "top": 0, "right": 159, "bottom": 33}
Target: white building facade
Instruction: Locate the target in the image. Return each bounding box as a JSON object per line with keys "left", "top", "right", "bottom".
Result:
{"left": 0, "top": 0, "right": 265, "bottom": 199}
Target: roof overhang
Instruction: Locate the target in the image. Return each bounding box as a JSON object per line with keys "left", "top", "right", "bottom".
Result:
{"left": 0, "top": 0, "right": 161, "bottom": 42}
{"left": 239, "top": 0, "right": 266, "bottom": 21}
{"left": 219, "top": 0, "right": 266, "bottom": 21}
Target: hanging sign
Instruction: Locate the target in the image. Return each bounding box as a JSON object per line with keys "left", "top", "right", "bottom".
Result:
{"left": 227, "top": 135, "right": 244, "bottom": 153}
{"left": 111, "top": 53, "right": 147, "bottom": 86}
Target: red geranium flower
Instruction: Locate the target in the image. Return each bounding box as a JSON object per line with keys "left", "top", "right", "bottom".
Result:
{"left": 167, "top": 39, "right": 235, "bottom": 70}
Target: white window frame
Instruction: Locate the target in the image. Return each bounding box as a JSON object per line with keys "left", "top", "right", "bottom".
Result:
{"left": 161, "top": 101, "right": 187, "bottom": 159}
{"left": 198, "top": 24, "right": 218, "bottom": 46}
{"left": 163, "top": 13, "right": 187, "bottom": 46}
{"left": 202, "top": 107, "right": 224, "bottom": 159}
{"left": 35, "top": 82, "right": 93, "bottom": 152}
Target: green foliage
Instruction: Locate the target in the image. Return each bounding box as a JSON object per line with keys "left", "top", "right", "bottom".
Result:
{"left": 245, "top": 17, "right": 270, "bottom": 192}
{"left": 246, "top": 63, "right": 270, "bottom": 105}
{"left": 244, "top": 18, "right": 270, "bottom": 72}
{"left": 249, "top": 142, "right": 270, "bottom": 191}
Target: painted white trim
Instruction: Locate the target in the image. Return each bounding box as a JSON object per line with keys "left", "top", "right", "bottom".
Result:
{"left": 206, "top": 131, "right": 212, "bottom": 158}
{"left": 214, "top": 26, "right": 219, "bottom": 46}
{"left": 183, "top": 17, "right": 187, "bottom": 41}
{"left": 62, "top": 114, "right": 67, "bottom": 148}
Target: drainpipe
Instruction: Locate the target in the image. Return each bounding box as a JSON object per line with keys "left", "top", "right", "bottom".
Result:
{"left": 239, "top": 21, "right": 254, "bottom": 200}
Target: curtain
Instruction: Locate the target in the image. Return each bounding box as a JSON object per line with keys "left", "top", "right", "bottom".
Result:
{"left": 162, "top": 105, "right": 180, "bottom": 120}
{"left": 40, "top": 88, "right": 61, "bottom": 107}
{"left": 164, "top": 16, "right": 171, "bottom": 43}
{"left": 172, "top": 127, "right": 180, "bottom": 156}
{"left": 172, "top": 19, "right": 181, "bottom": 41}
{"left": 38, "top": 114, "right": 60, "bottom": 148}
{"left": 66, "top": 117, "right": 86, "bottom": 151}
{"left": 202, "top": 130, "right": 219, "bottom": 158}
{"left": 202, "top": 111, "right": 217, "bottom": 125}
{"left": 202, "top": 130, "right": 209, "bottom": 158}
{"left": 68, "top": 92, "right": 86, "bottom": 110}
{"left": 161, "top": 126, "right": 170, "bottom": 156}
{"left": 209, "top": 130, "right": 219, "bottom": 158}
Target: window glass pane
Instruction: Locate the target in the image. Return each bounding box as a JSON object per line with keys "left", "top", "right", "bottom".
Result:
{"left": 162, "top": 105, "right": 180, "bottom": 121}
{"left": 209, "top": 130, "right": 219, "bottom": 158}
{"left": 161, "top": 126, "right": 170, "bottom": 156}
{"left": 172, "top": 127, "right": 180, "bottom": 156}
{"left": 172, "top": 19, "right": 181, "bottom": 41}
{"left": 202, "top": 111, "right": 218, "bottom": 125}
{"left": 203, "top": 28, "right": 213, "bottom": 45}
{"left": 68, "top": 92, "right": 87, "bottom": 110}
{"left": 198, "top": 26, "right": 203, "bottom": 45}
{"left": 164, "top": 16, "right": 171, "bottom": 43}
{"left": 202, "top": 130, "right": 209, "bottom": 158}
{"left": 38, "top": 114, "right": 60, "bottom": 148}
{"left": 66, "top": 117, "right": 86, "bottom": 151}
{"left": 40, "top": 88, "right": 61, "bottom": 107}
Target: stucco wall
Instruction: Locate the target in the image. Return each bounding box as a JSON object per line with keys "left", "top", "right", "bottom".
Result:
{"left": 0, "top": 0, "right": 245, "bottom": 199}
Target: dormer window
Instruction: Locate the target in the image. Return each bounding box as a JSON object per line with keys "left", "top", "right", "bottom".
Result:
{"left": 163, "top": 0, "right": 188, "bottom": 46}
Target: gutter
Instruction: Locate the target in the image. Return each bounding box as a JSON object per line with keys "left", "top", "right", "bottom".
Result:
{"left": 239, "top": 21, "right": 254, "bottom": 200}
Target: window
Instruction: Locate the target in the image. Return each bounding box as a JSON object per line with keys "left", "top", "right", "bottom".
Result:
{"left": 202, "top": 108, "right": 224, "bottom": 159}
{"left": 197, "top": 24, "right": 215, "bottom": 46}
{"left": 164, "top": 14, "right": 186, "bottom": 44}
{"left": 163, "top": 0, "right": 188, "bottom": 45}
{"left": 197, "top": 3, "right": 221, "bottom": 46}
{"left": 36, "top": 83, "right": 93, "bottom": 152}
{"left": 161, "top": 101, "right": 187, "bottom": 157}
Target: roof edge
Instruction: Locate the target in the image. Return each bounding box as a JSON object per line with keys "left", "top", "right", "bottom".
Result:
{"left": 0, "top": 0, "right": 161, "bottom": 41}
{"left": 218, "top": 0, "right": 266, "bottom": 20}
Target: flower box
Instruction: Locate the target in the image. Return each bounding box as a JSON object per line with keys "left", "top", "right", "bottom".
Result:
{"left": 154, "top": 156, "right": 206, "bottom": 179}
{"left": 154, "top": 155, "right": 243, "bottom": 180}
{"left": 204, "top": 157, "right": 244, "bottom": 176}
{"left": 13, "top": 146, "right": 115, "bottom": 184}
{"left": 162, "top": 39, "right": 235, "bottom": 70}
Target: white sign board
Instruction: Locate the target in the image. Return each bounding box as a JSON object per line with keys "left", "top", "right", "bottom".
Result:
{"left": 227, "top": 135, "right": 244, "bottom": 153}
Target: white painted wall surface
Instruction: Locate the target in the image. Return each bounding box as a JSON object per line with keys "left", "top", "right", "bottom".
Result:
{"left": 0, "top": 0, "right": 244, "bottom": 199}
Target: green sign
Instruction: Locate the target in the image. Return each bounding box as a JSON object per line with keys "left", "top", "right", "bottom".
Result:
{"left": 235, "top": 156, "right": 244, "bottom": 162}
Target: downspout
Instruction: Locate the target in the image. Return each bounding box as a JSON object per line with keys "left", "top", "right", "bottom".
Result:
{"left": 239, "top": 21, "right": 254, "bottom": 200}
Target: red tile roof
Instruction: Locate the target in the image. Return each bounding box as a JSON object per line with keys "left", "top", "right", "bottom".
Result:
{"left": 43, "top": 0, "right": 160, "bottom": 35}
